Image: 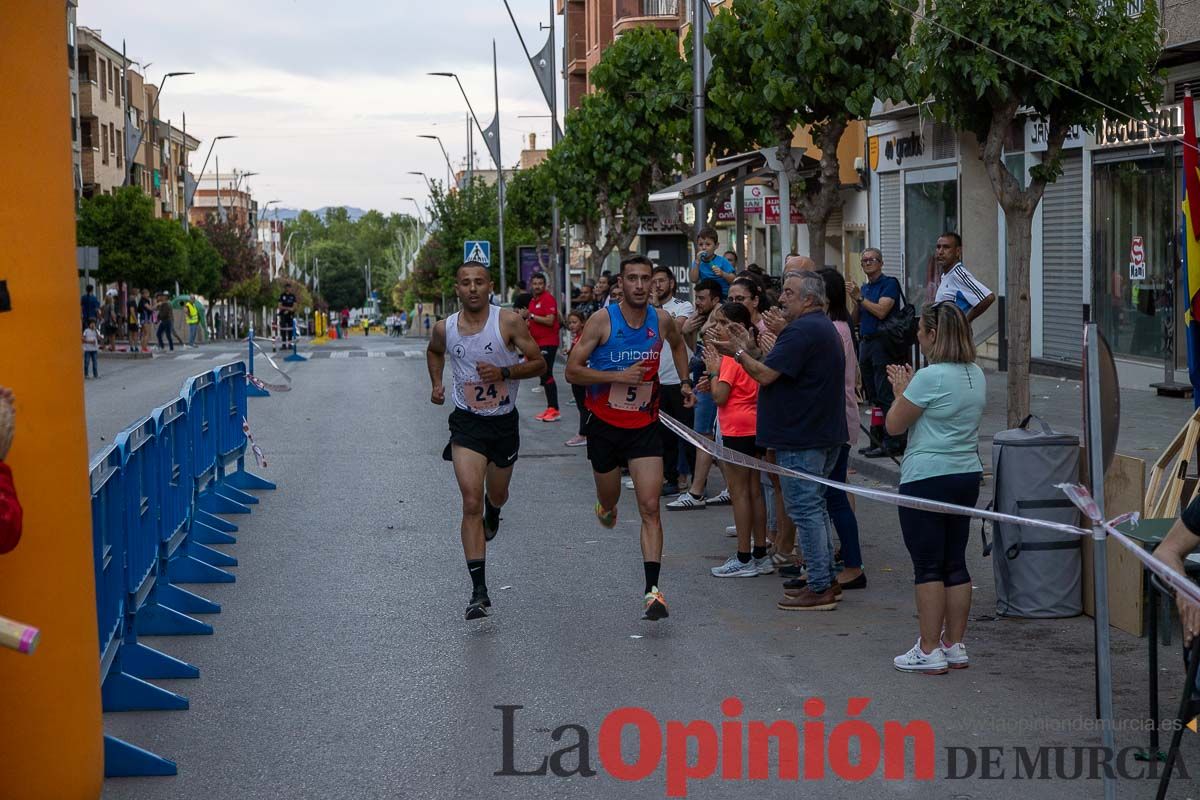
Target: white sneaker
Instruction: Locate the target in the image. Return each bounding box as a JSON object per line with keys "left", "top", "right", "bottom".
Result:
{"left": 893, "top": 639, "right": 949, "bottom": 674}
{"left": 711, "top": 556, "right": 759, "bottom": 578}
{"left": 755, "top": 556, "right": 775, "bottom": 575}
{"left": 531, "top": 386, "right": 543, "bottom": 394}
{"left": 666, "top": 492, "right": 706, "bottom": 510}
{"left": 707, "top": 488, "right": 731, "bottom": 506}
{"left": 725, "top": 525, "right": 737, "bottom": 537}
{"left": 622, "top": 477, "right": 635, "bottom": 490}
{"left": 940, "top": 640, "right": 969, "bottom": 669}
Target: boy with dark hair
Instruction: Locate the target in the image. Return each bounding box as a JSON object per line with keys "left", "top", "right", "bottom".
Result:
{"left": 687, "top": 226, "right": 735, "bottom": 297}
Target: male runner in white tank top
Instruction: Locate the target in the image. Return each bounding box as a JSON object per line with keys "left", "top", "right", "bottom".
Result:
{"left": 427, "top": 262, "right": 546, "bottom": 620}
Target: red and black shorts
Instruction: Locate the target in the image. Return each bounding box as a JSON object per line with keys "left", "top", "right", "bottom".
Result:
{"left": 584, "top": 412, "right": 661, "bottom": 474}
{"left": 443, "top": 408, "right": 520, "bottom": 468}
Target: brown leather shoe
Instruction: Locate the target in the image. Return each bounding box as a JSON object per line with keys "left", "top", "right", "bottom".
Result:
{"left": 785, "top": 581, "right": 842, "bottom": 600}
{"left": 777, "top": 587, "right": 838, "bottom": 611}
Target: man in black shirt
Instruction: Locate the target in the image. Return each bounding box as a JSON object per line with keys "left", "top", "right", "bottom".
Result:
{"left": 278, "top": 281, "right": 297, "bottom": 348}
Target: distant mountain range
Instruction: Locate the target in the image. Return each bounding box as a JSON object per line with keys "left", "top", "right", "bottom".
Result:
{"left": 270, "top": 206, "right": 369, "bottom": 222}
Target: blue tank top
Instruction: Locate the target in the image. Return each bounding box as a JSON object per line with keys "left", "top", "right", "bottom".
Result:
{"left": 585, "top": 304, "right": 663, "bottom": 429}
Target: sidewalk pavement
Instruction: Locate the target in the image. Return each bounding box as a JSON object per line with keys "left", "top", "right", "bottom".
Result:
{"left": 850, "top": 368, "right": 1194, "bottom": 491}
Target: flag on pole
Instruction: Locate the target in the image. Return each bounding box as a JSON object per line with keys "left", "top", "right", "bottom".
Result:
{"left": 1180, "top": 90, "right": 1200, "bottom": 406}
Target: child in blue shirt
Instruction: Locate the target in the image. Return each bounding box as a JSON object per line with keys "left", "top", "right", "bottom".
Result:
{"left": 687, "top": 226, "right": 736, "bottom": 297}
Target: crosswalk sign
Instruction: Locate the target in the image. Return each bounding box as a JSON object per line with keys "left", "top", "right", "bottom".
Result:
{"left": 464, "top": 240, "right": 491, "bottom": 267}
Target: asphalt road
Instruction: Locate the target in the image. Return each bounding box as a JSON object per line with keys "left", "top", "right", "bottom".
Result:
{"left": 96, "top": 335, "right": 1198, "bottom": 800}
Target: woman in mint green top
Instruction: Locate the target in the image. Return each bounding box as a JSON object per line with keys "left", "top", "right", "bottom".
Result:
{"left": 883, "top": 303, "right": 985, "bottom": 675}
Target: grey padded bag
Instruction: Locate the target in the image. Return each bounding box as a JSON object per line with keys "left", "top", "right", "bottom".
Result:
{"left": 990, "top": 415, "right": 1082, "bottom": 618}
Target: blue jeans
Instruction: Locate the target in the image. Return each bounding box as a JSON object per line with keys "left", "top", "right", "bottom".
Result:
{"left": 776, "top": 446, "right": 840, "bottom": 593}
{"left": 83, "top": 351, "right": 98, "bottom": 377}
{"left": 692, "top": 391, "right": 717, "bottom": 436}
{"left": 188, "top": 323, "right": 199, "bottom": 345}
{"left": 827, "top": 445, "right": 862, "bottom": 569}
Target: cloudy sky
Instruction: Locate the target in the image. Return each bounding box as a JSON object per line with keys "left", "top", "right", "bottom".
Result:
{"left": 80, "top": 0, "right": 563, "bottom": 214}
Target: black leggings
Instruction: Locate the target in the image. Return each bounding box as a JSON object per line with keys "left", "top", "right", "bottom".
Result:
{"left": 539, "top": 346, "right": 559, "bottom": 409}
{"left": 897, "top": 472, "right": 981, "bottom": 586}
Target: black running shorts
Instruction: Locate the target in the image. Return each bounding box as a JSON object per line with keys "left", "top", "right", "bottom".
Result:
{"left": 443, "top": 408, "right": 520, "bottom": 468}
{"left": 584, "top": 411, "right": 662, "bottom": 474}
{"left": 721, "top": 434, "right": 762, "bottom": 459}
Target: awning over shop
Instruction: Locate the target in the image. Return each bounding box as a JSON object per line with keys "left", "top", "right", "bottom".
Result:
{"left": 648, "top": 151, "right": 768, "bottom": 204}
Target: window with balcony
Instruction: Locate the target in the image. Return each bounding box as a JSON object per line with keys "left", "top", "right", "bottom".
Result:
{"left": 1098, "top": 0, "right": 1144, "bottom": 15}
{"left": 79, "top": 54, "right": 91, "bottom": 83}
{"left": 99, "top": 58, "right": 106, "bottom": 97}
{"left": 81, "top": 119, "right": 94, "bottom": 149}
{"left": 101, "top": 125, "right": 108, "bottom": 164}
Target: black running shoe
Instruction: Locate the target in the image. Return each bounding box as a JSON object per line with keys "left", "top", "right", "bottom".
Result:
{"left": 484, "top": 497, "right": 502, "bottom": 541}
{"left": 465, "top": 589, "right": 491, "bottom": 620}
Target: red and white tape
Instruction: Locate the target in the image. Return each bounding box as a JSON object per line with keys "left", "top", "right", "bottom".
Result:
{"left": 660, "top": 413, "right": 1200, "bottom": 609}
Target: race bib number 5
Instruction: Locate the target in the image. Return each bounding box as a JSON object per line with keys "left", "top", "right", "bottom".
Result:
{"left": 465, "top": 381, "right": 509, "bottom": 410}
{"left": 608, "top": 382, "right": 653, "bottom": 412}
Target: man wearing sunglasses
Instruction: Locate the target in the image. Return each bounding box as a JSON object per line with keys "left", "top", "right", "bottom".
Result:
{"left": 847, "top": 249, "right": 904, "bottom": 458}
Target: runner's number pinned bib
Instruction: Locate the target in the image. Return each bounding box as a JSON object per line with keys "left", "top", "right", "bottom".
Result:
{"left": 608, "top": 382, "right": 653, "bottom": 411}
{"left": 465, "top": 381, "right": 509, "bottom": 411}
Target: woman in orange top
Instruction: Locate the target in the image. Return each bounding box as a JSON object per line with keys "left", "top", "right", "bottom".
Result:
{"left": 701, "top": 302, "right": 769, "bottom": 578}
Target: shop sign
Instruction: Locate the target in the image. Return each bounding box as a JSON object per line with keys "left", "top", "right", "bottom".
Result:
{"left": 764, "top": 196, "right": 804, "bottom": 225}
{"left": 715, "top": 191, "right": 764, "bottom": 222}
{"left": 871, "top": 120, "right": 957, "bottom": 173}
{"left": 1129, "top": 235, "right": 1146, "bottom": 280}
{"left": 1024, "top": 116, "right": 1085, "bottom": 152}
{"left": 1095, "top": 104, "right": 1185, "bottom": 148}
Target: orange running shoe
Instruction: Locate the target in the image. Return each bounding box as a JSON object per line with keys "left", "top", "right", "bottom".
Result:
{"left": 595, "top": 502, "right": 617, "bottom": 528}
{"left": 643, "top": 586, "right": 669, "bottom": 620}
{"left": 542, "top": 408, "right": 561, "bottom": 422}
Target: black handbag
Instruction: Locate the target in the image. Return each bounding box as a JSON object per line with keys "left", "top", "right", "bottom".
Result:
{"left": 877, "top": 277, "right": 917, "bottom": 351}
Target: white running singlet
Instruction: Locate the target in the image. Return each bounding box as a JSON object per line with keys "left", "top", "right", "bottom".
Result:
{"left": 447, "top": 305, "right": 522, "bottom": 416}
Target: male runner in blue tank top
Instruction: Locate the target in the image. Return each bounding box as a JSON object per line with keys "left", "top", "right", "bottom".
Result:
{"left": 428, "top": 262, "right": 547, "bottom": 620}
{"left": 566, "top": 255, "right": 694, "bottom": 620}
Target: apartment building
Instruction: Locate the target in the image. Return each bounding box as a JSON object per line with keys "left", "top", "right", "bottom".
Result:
{"left": 76, "top": 27, "right": 128, "bottom": 199}
{"left": 190, "top": 173, "right": 257, "bottom": 229}
{"left": 156, "top": 120, "right": 200, "bottom": 221}
{"left": 560, "top": 0, "right": 682, "bottom": 109}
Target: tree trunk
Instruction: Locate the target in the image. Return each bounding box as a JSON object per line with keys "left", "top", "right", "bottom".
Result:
{"left": 1003, "top": 210, "right": 1034, "bottom": 428}
{"left": 806, "top": 210, "right": 829, "bottom": 267}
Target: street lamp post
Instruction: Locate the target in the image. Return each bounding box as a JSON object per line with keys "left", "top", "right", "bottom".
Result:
{"left": 135, "top": 71, "right": 194, "bottom": 196}
{"left": 429, "top": 63, "right": 507, "bottom": 298}
{"left": 407, "top": 170, "right": 434, "bottom": 194}
{"left": 401, "top": 195, "right": 425, "bottom": 253}
{"left": 184, "top": 134, "right": 235, "bottom": 231}
{"left": 418, "top": 135, "right": 455, "bottom": 188}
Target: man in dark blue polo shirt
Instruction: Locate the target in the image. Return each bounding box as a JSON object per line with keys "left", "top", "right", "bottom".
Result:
{"left": 847, "top": 248, "right": 904, "bottom": 457}
{"left": 710, "top": 271, "right": 846, "bottom": 611}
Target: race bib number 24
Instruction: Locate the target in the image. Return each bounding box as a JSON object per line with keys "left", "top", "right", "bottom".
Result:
{"left": 465, "top": 381, "right": 509, "bottom": 410}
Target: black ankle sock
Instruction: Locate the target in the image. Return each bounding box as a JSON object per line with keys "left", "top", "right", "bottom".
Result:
{"left": 737, "top": 551, "right": 752, "bottom": 564}
{"left": 690, "top": 491, "right": 705, "bottom": 500}
{"left": 467, "top": 559, "right": 486, "bottom": 594}
{"left": 752, "top": 546, "right": 767, "bottom": 560}
{"left": 643, "top": 561, "right": 661, "bottom": 594}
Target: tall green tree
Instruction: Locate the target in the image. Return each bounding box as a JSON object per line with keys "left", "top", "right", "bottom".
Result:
{"left": 183, "top": 226, "right": 222, "bottom": 298}
{"left": 548, "top": 26, "right": 690, "bottom": 268}
{"left": 201, "top": 213, "right": 268, "bottom": 304}
{"left": 707, "top": 0, "right": 912, "bottom": 258}
{"left": 911, "top": 0, "right": 1162, "bottom": 425}
{"left": 309, "top": 240, "right": 363, "bottom": 310}
{"left": 77, "top": 186, "right": 187, "bottom": 289}
{"left": 505, "top": 162, "right": 555, "bottom": 271}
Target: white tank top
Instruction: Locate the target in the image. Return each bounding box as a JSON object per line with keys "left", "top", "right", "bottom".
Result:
{"left": 447, "top": 305, "right": 522, "bottom": 416}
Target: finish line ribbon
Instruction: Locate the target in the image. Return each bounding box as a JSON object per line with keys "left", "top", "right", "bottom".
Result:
{"left": 659, "top": 413, "right": 1200, "bottom": 608}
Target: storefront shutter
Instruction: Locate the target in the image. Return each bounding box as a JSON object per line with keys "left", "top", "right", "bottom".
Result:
{"left": 1041, "top": 151, "right": 1084, "bottom": 363}
{"left": 879, "top": 172, "right": 902, "bottom": 280}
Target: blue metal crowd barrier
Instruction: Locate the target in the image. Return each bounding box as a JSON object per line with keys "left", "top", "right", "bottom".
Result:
{"left": 90, "top": 361, "right": 276, "bottom": 778}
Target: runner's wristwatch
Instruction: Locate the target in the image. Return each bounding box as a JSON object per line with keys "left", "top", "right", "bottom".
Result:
{"left": 500, "top": 367, "right": 511, "bottom": 380}
{"left": 733, "top": 349, "right": 746, "bottom": 363}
